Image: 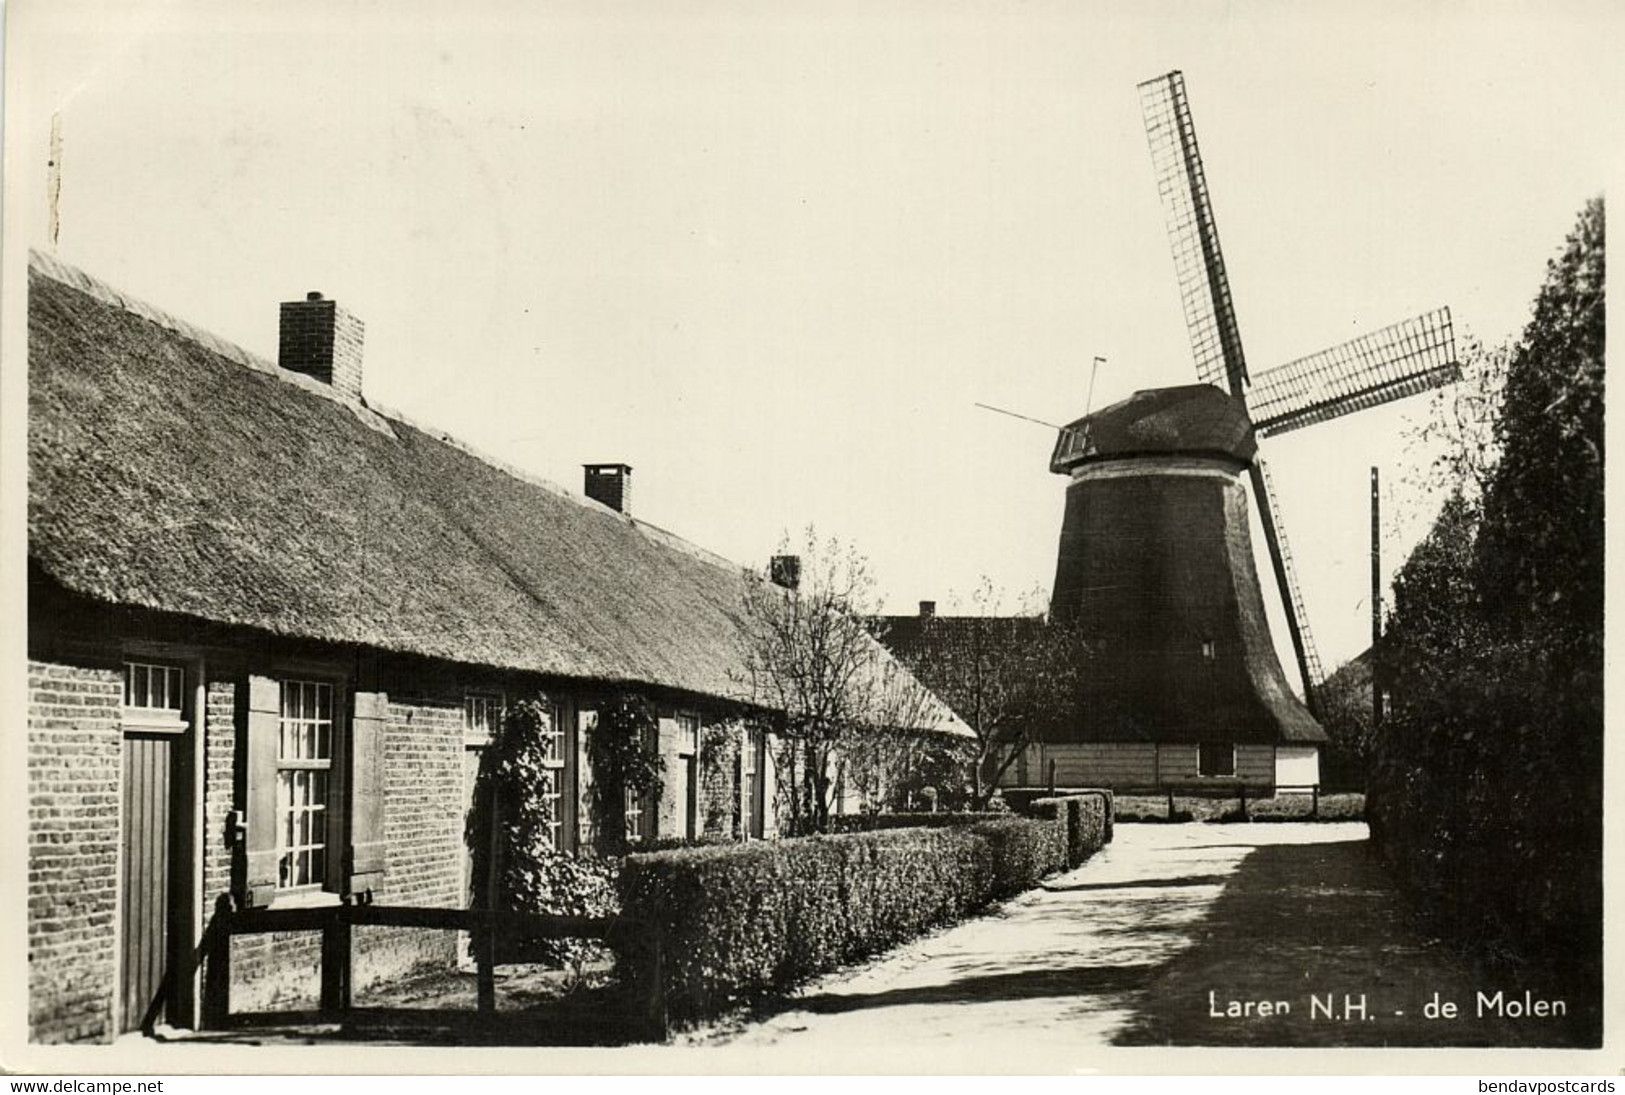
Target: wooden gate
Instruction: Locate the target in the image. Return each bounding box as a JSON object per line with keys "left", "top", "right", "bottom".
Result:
{"left": 120, "top": 731, "right": 176, "bottom": 1033}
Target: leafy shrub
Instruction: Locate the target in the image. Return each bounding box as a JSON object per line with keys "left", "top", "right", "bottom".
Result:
{"left": 588, "top": 692, "right": 665, "bottom": 857}
{"left": 499, "top": 853, "right": 621, "bottom": 965}
{"left": 615, "top": 815, "right": 1072, "bottom": 1024}
{"left": 1368, "top": 199, "right": 1602, "bottom": 1038}
{"left": 1232, "top": 793, "right": 1365, "bottom": 823}
{"left": 468, "top": 695, "right": 620, "bottom": 964}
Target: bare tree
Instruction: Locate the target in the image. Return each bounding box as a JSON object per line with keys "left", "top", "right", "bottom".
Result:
{"left": 890, "top": 580, "right": 1086, "bottom": 807}
{"left": 1404, "top": 333, "right": 1509, "bottom": 508}
{"left": 738, "top": 527, "right": 950, "bottom": 832}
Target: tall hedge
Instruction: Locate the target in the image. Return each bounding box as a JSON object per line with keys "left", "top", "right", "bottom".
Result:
{"left": 1368, "top": 198, "right": 1603, "bottom": 1038}
{"left": 615, "top": 805, "right": 1101, "bottom": 1025}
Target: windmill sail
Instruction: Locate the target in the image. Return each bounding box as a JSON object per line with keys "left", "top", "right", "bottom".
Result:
{"left": 1250, "top": 308, "right": 1460, "bottom": 437}
{"left": 1250, "top": 458, "right": 1325, "bottom": 708}
{"left": 1138, "top": 70, "right": 1248, "bottom": 396}
{"left": 1140, "top": 69, "right": 1329, "bottom": 711}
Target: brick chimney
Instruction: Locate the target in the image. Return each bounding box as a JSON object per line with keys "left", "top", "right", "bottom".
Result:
{"left": 770, "top": 555, "right": 801, "bottom": 591}
{"left": 919, "top": 600, "right": 936, "bottom": 618}
{"left": 584, "top": 463, "right": 632, "bottom": 514}
{"left": 279, "top": 291, "right": 365, "bottom": 401}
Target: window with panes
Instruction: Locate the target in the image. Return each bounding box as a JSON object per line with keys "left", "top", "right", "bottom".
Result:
{"left": 125, "top": 661, "right": 183, "bottom": 714}
{"left": 278, "top": 680, "right": 335, "bottom": 889}
{"left": 123, "top": 660, "right": 187, "bottom": 730}
{"left": 576, "top": 708, "right": 598, "bottom": 850}
{"left": 463, "top": 693, "right": 503, "bottom": 745}
{"left": 538, "top": 702, "right": 565, "bottom": 851}
{"left": 624, "top": 718, "right": 654, "bottom": 845}
{"left": 624, "top": 783, "right": 646, "bottom": 845}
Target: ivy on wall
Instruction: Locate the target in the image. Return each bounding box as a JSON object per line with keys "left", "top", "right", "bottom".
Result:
{"left": 586, "top": 691, "right": 665, "bottom": 857}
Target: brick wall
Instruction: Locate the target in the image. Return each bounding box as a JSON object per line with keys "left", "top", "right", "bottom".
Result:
{"left": 27, "top": 660, "right": 122, "bottom": 1044}
{"left": 201, "top": 679, "right": 235, "bottom": 906}
{"left": 220, "top": 691, "right": 469, "bottom": 1011}
{"left": 353, "top": 697, "right": 466, "bottom": 992}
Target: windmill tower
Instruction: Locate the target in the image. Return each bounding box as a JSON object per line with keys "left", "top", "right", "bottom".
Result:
{"left": 1039, "top": 72, "right": 1459, "bottom": 795}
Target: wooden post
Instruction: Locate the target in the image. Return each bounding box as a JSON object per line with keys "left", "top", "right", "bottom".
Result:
{"left": 1166, "top": 789, "right": 1174, "bottom": 820}
{"left": 1372, "top": 467, "right": 1384, "bottom": 734}
{"left": 1047, "top": 758, "right": 1056, "bottom": 795}
{"left": 320, "top": 905, "right": 352, "bottom": 1014}
{"left": 1312, "top": 784, "right": 1320, "bottom": 819}
{"left": 645, "top": 925, "right": 668, "bottom": 1042}
{"left": 1239, "top": 786, "right": 1248, "bottom": 820}
{"left": 477, "top": 787, "right": 501, "bottom": 1013}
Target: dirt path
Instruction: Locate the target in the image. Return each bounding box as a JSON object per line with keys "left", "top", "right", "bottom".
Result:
{"left": 698, "top": 823, "right": 1594, "bottom": 1061}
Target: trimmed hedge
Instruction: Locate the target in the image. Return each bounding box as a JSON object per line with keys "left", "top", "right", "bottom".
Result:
{"left": 615, "top": 815, "right": 1070, "bottom": 1025}
{"left": 827, "top": 811, "right": 1006, "bottom": 833}
{"left": 1027, "top": 793, "right": 1110, "bottom": 866}
{"left": 1003, "top": 787, "right": 1115, "bottom": 843}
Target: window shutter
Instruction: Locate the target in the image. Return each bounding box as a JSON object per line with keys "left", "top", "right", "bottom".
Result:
{"left": 346, "top": 691, "right": 388, "bottom": 898}
{"left": 243, "top": 675, "right": 281, "bottom": 908}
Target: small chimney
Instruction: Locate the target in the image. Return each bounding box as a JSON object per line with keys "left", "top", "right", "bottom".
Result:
{"left": 919, "top": 600, "right": 936, "bottom": 618}
{"left": 770, "top": 555, "right": 801, "bottom": 591}
{"left": 584, "top": 463, "right": 632, "bottom": 514}
{"left": 279, "top": 291, "right": 365, "bottom": 401}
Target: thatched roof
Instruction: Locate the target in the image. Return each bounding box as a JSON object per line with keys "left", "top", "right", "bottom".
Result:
{"left": 27, "top": 252, "right": 966, "bottom": 735}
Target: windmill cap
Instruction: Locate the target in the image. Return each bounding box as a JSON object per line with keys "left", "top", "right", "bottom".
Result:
{"left": 1050, "top": 383, "right": 1257, "bottom": 473}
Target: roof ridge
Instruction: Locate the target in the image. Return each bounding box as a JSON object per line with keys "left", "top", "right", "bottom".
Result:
{"left": 369, "top": 398, "right": 747, "bottom": 574}
{"left": 29, "top": 249, "right": 753, "bottom": 583}
{"left": 29, "top": 249, "right": 277, "bottom": 375}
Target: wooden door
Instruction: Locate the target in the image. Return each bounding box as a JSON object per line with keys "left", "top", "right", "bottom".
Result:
{"left": 120, "top": 731, "right": 176, "bottom": 1033}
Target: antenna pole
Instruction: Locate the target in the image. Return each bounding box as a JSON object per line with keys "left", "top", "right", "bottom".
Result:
{"left": 1085, "top": 356, "right": 1105, "bottom": 415}
{"left": 1371, "top": 466, "right": 1382, "bottom": 731}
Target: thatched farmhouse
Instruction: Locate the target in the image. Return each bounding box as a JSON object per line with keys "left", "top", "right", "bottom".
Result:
{"left": 25, "top": 252, "right": 964, "bottom": 1043}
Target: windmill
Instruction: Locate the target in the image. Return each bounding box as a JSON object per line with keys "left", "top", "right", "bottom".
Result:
{"left": 1030, "top": 71, "right": 1459, "bottom": 797}
{"left": 1124, "top": 70, "right": 1459, "bottom": 714}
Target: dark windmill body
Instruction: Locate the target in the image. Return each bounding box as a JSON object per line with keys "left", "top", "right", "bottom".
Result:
{"left": 1028, "top": 72, "right": 1460, "bottom": 794}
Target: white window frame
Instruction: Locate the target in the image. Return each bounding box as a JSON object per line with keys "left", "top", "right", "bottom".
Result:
{"left": 1198, "top": 741, "right": 1237, "bottom": 779}
{"left": 624, "top": 784, "right": 645, "bottom": 845}
{"left": 122, "top": 660, "right": 187, "bottom": 733}
{"left": 675, "top": 711, "right": 700, "bottom": 757}
{"left": 625, "top": 719, "right": 656, "bottom": 845}
{"left": 538, "top": 702, "right": 565, "bottom": 852}
{"left": 276, "top": 678, "right": 339, "bottom": 892}
{"left": 463, "top": 692, "right": 504, "bottom": 747}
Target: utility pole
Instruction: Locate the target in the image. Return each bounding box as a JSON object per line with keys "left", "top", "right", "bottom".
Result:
{"left": 49, "top": 114, "right": 63, "bottom": 251}
{"left": 1371, "top": 467, "right": 1382, "bottom": 731}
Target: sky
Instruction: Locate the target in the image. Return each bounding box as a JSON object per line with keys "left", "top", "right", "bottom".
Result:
{"left": 6, "top": 0, "right": 1619, "bottom": 684}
